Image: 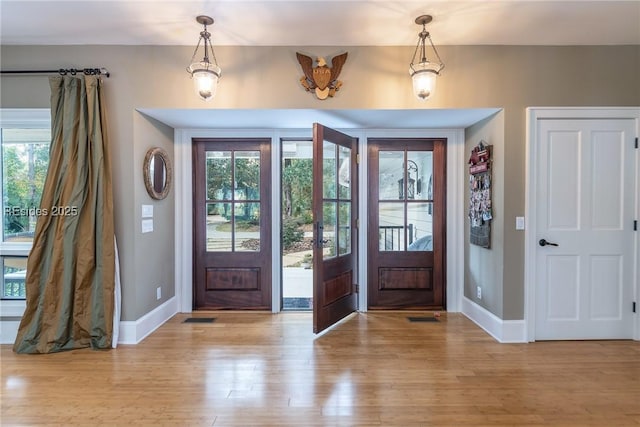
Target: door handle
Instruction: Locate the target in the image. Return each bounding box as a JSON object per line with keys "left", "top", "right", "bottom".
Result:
{"left": 314, "top": 221, "right": 326, "bottom": 248}
{"left": 539, "top": 239, "right": 559, "bottom": 247}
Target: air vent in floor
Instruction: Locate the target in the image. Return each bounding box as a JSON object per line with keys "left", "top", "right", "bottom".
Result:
{"left": 183, "top": 317, "right": 216, "bottom": 323}
{"left": 407, "top": 316, "right": 438, "bottom": 322}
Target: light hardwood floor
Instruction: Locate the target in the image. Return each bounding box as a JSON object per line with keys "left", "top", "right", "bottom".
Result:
{"left": 1, "top": 312, "right": 639, "bottom": 426}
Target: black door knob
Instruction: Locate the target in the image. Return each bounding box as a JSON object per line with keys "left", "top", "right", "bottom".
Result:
{"left": 539, "top": 239, "right": 559, "bottom": 247}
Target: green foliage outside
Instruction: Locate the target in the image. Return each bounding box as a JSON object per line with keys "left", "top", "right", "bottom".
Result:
{"left": 282, "top": 158, "right": 312, "bottom": 218}
{"left": 206, "top": 153, "right": 261, "bottom": 221}
{"left": 282, "top": 158, "right": 313, "bottom": 248}
{"left": 282, "top": 217, "right": 304, "bottom": 250}
{"left": 3, "top": 142, "right": 49, "bottom": 239}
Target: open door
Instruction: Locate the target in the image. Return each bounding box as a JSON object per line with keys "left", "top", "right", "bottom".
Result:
{"left": 312, "top": 123, "right": 358, "bottom": 334}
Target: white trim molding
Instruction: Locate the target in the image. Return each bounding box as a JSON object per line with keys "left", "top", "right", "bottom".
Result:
{"left": 525, "top": 107, "right": 640, "bottom": 342}
{"left": 0, "top": 109, "right": 50, "bottom": 345}
{"left": 1, "top": 298, "right": 178, "bottom": 345}
{"left": 0, "top": 301, "right": 26, "bottom": 343}
{"left": 117, "top": 296, "right": 178, "bottom": 345}
{"left": 0, "top": 319, "right": 21, "bottom": 345}
{"left": 462, "top": 297, "right": 527, "bottom": 343}
{"left": 0, "top": 297, "right": 179, "bottom": 346}
{"left": 175, "top": 127, "right": 465, "bottom": 316}
{"left": 0, "top": 300, "right": 26, "bottom": 344}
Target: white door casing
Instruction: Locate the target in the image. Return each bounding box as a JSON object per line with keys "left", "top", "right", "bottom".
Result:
{"left": 526, "top": 108, "right": 640, "bottom": 341}
{"left": 174, "top": 127, "right": 465, "bottom": 316}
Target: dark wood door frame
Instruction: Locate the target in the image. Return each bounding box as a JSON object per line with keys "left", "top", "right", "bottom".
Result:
{"left": 192, "top": 138, "right": 272, "bottom": 310}
{"left": 367, "top": 138, "right": 447, "bottom": 310}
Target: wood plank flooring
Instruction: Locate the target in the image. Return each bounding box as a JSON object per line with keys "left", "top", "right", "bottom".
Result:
{"left": 1, "top": 312, "right": 639, "bottom": 426}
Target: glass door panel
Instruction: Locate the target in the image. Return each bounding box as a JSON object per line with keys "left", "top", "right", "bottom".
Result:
{"left": 378, "top": 151, "right": 403, "bottom": 200}
{"left": 367, "top": 138, "right": 445, "bottom": 310}
{"left": 205, "top": 150, "right": 261, "bottom": 252}
{"left": 193, "top": 138, "right": 271, "bottom": 310}
{"left": 407, "top": 202, "right": 433, "bottom": 251}
{"left": 378, "top": 202, "right": 405, "bottom": 251}
{"left": 312, "top": 123, "right": 358, "bottom": 334}
{"left": 322, "top": 201, "right": 336, "bottom": 260}
{"left": 377, "top": 150, "right": 435, "bottom": 252}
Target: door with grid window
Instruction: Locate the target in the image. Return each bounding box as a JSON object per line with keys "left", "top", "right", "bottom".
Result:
{"left": 312, "top": 124, "right": 358, "bottom": 333}
{"left": 192, "top": 138, "right": 271, "bottom": 310}
{"left": 367, "top": 139, "right": 446, "bottom": 309}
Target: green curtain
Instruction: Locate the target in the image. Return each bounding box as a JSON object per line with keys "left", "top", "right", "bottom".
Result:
{"left": 13, "top": 75, "right": 115, "bottom": 354}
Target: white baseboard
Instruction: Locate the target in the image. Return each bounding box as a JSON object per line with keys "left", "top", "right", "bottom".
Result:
{"left": 0, "top": 300, "right": 26, "bottom": 344}
{"left": 1, "top": 297, "right": 177, "bottom": 346}
{"left": 0, "top": 320, "right": 21, "bottom": 345}
{"left": 117, "top": 296, "right": 178, "bottom": 345}
{"left": 462, "top": 297, "right": 527, "bottom": 343}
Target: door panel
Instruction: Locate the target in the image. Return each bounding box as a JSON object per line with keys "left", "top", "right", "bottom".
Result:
{"left": 368, "top": 139, "right": 446, "bottom": 309}
{"left": 312, "top": 124, "right": 358, "bottom": 334}
{"left": 193, "top": 139, "right": 272, "bottom": 310}
{"left": 535, "top": 119, "right": 635, "bottom": 339}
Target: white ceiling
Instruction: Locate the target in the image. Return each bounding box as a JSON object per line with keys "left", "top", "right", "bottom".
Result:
{"left": 2, "top": 1, "right": 636, "bottom": 131}
{"left": 1, "top": 1, "right": 639, "bottom": 46}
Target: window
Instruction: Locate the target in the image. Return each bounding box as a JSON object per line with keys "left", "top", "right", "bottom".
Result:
{"left": 0, "top": 109, "right": 51, "bottom": 300}
{"left": 205, "top": 150, "right": 261, "bottom": 252}
{"left": 2, "top": 256, "right": 27, "bottom": 299}
{"left": 378, "top": 150, "right": 433, "bottom": 251}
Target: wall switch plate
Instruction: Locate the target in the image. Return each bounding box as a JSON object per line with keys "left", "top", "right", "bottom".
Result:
{"left": 476, "top": 286, "right": 482, "bottom": 299}
{"left": 142, "top": 204, "right": 154, "bottom": 218}
{"left": 142, "top": 219, "right": 153, "bottom": 233}
{"left": 156, "top": 287, "right": 161, "bottom": 300}
{"left": 516, "top": 216, "right": 525, "bottom": 230}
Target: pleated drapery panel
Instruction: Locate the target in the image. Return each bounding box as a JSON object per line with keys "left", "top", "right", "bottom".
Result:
{"left": 13, "top": 75, "right": 115, "bottom": 354}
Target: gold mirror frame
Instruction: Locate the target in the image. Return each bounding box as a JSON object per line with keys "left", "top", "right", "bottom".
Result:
{"left": 143, "top": 147, "right": 172, "bottom": 200}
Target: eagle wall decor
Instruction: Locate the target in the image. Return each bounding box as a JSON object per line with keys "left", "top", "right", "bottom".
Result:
{"left": 296, "top": 52, "right": 348, "bottom": 100}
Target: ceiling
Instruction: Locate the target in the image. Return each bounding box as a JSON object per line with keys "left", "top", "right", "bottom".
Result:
{"left": 1, "top": 1, "right": 639, "bottom": 46}
{"left": 2, "top": 1, "right": 636, "bottom": 131}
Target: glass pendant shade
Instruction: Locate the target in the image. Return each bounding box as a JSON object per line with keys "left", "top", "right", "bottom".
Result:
{"left": 189, "top": 62, "right": 221, "bottom": 101}
{"left": 410, "top": 62, "right": 438, "bottom": 100}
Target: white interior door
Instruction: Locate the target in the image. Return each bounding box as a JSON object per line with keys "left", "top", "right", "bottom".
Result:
{"left": 535, "top": 118, "right": 636, "bottom": 340}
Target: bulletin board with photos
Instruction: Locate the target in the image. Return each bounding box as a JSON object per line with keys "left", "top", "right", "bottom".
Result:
{"left": 468, "top": 141, "right": 492, "bottom": 248}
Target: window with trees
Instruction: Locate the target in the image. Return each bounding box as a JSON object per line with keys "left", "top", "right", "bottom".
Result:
{"left": 205, "top": 150, "right": 261, "bottom": 252}
{"left": 0, "top": 111, "right": 51, "bottom": 300}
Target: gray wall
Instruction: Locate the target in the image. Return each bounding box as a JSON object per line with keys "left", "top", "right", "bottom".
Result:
{"left": 465, "top": 111, "right": 505, "bottom": 317}
{"left": 133, "top": 113, "right": 175, "bottom": 319}
{"left": 1, "top": 44, "right": 638, "bottom": 321}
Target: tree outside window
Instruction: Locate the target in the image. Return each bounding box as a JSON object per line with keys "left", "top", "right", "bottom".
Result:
{"left": 1, "top": 127, "right": 51, "bottom": 299}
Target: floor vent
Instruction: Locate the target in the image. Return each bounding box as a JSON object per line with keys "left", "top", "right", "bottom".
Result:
{"left": 407, "top": 316, "right": 438, "bottom": 323}
{"left": 283, "top": 297, "right": 313, "bottom": 310}
{"left": 183, "top": 317, "right": 216, "bottom": 323}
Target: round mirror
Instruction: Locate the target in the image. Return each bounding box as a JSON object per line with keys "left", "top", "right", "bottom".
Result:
{"left": 143, "top": 147, "right": 172, "bottom": 200}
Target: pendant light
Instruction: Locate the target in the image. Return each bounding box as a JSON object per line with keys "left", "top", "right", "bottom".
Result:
{"left": 186, "top": 15, "right": 222, "bottom": 101}
{"left": 409, "top": 15, "right": 445, "bottom": 100}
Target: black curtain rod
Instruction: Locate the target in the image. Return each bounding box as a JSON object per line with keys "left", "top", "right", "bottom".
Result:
{"left": 0, "top": 68, "right": 110, "bottom": 77}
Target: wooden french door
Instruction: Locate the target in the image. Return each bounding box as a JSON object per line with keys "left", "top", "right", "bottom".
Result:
{"left": 312, "top": 124, "right": 358, "bottom": 333}
{"left": 367, "top": 138, "right": 446, "bottom": 309}
{"left": 192, "top": 138, "right": 272, "bottom": 310}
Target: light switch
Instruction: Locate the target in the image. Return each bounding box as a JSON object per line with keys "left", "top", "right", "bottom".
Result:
{"left": 516, "top": 216, "right": 525, "bottom": 230}
{"left": 142, "top": 204, "right": 154, "bottom": 218}
{"left": 142, "top": 219, "right": 154, "bottom": 233}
